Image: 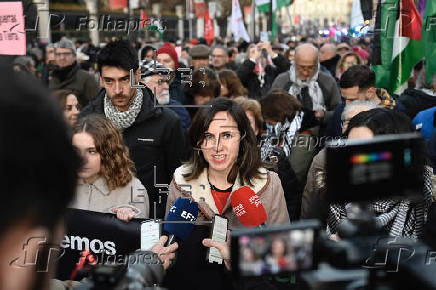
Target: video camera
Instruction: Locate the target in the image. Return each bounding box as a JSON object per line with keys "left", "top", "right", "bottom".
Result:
{"left": 232, "top": 133, "right": 436, "bottom": 289}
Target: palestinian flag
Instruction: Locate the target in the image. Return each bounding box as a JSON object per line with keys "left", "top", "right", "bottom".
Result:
{"left": 422, "top": 0, "right": 436, "bottom": 83}
{"left": 372, "top": 0, "right": 424, "bottom": 95}
{"left": 255, "top": 0, "right": 292, "bottom": 42}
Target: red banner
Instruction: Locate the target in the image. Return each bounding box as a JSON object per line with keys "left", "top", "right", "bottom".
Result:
{"left": 110, "top": 0, "right": 127, "bottom": 9}
{"left": 204, "top": 9, "right": 214, "bottom": 45}
{"left": 195, "top": 2, "right": 206, "bottom": 18}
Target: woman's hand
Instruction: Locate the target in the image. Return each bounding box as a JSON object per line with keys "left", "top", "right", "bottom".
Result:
{"left": 112, "top": 207, "right": 136, "bottom": 222}
{"left": 202, "top": 230, "right": 231, "bottom": 271}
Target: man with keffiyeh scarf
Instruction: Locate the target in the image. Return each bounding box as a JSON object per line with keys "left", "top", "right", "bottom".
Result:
{"left": 80, "top": 40, "right": 185, "bottom": 219}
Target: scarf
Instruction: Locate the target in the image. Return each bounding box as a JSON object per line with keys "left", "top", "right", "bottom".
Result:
{"left": 53, "top": 61, "right": 77, "bottom": 82}
{"left": 104, "top": 88, "right": 143, "bottom": 130}
{"left": 326, "top": 167, "right": 432, "bottom": 240}
{"left": 260, "top": 112, "right": 304, "bottom": 161}
{"left": 288, "top": 63, "right": 326, "bottom": 111}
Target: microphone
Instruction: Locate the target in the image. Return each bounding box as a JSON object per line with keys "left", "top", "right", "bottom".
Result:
{"left": 230, "top": 186, "right": 267, "bottom": 227}
{"left": 163, "top": 197, "right": 199, "bottom": 246}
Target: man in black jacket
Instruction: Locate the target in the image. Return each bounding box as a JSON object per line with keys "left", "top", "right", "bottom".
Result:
{"left": 80, "top": 40, "right": 185, "bottom": 219}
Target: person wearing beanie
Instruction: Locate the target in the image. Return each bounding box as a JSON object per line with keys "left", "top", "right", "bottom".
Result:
{"left": 157, "top": 42, "right": 179, "bottom": 70}
{"left": 157, "top": 42, "right": 185, "bottom": 103}
{"left": 49, "top": 38, "right": 98, "bottom": 107}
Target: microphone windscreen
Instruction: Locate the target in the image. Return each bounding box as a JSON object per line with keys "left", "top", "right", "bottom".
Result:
{"left": 231, "top": 186, "right": 267, "bottom": 227}
{"left": 163, "top": 197, "right": 199, "bottom": 240}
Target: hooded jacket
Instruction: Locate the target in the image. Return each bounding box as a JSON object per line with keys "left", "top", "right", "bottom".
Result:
{"left": 162, "top": 165, "right": 290, "bottom": 290}
{"left": 80, "top": 87, "right": 185, "bottom": 219}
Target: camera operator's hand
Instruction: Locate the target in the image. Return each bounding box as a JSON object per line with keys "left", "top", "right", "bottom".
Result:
{"left": 152, "top": 236, "right": 178, "bottom": 271}
{"left": 202, "top": 230, "right": 231, "bottom": 271}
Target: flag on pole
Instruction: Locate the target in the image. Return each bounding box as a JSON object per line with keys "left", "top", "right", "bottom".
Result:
{"left": 422, "top": 0, "right": 436, "bottom": 83}
{"left": 231, "top": 0, "right": 250, "bottom": 42}
{"left": 204, "top": 9, "right": 215, "bottom": 45}
{"left": 255, "top": 0, "right": 292, "bottom": 42}
{"left": 372, "top": 0, "right": 425, "bottom": 95}
{"left": 350, "top": 0, "right": 364, "bottom": 28}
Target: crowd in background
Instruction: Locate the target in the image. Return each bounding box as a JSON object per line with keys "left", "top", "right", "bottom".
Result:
{"left": 5, "top": 32, "right": 436, "bottom": 289}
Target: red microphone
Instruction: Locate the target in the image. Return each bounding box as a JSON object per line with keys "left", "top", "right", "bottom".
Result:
{"left": 231, "top": 186, "right": 267, "bottom": 227}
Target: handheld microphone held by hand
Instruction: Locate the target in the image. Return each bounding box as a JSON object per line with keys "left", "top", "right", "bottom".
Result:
{"left": 163, "top": 197, "right": 199, "bottom": 246}
{"left": 231, "top": 186, "right": 267, "bottom": 227}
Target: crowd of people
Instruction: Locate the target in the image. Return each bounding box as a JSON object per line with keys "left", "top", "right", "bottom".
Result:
{"left": 3, "top": 33, "right": 436, "bottom": 290}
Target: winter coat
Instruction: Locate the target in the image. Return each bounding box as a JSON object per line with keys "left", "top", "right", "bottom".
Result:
{"left": 170, "top": 71, "right": 185, "bottom": 104}
{"left": 80, "top": 87, "right": 185, "bottom": 219}
{"left": 71, "top": 176, "right": 149, "bottom": 218}
{"left": 398, "top": 88, "right": 436, "bottom": 119}
{"left": 271, "top": 70, "right": 341, "bottom": 125}
{"left": 49, "top": 62, "right": 99, "bottom": 107}
{"left": 237, "top": 54, "right": 290, "bottom": 100}
{"left": 162, "top": 165, "right": 290, "bottom": 290}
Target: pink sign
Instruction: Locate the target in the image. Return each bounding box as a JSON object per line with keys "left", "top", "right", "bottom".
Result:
{"left": 0, "top": 2, "right": 25, "bottom": 55}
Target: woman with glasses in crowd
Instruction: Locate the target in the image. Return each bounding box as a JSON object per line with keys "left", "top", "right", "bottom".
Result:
{"left": 163, "top": 97, "right": 289, "bottom": 290}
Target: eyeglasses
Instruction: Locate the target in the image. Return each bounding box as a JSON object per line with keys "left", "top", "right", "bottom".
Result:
{"left": 55, "top": 52, "right": 73, "bottom": 58}
{"left": 212, "top": 54, "right": 226, "bottom": 58}
{"left": 196, "top": 131, "right": 246, "bottom": 150}
{"left": 296, "top": 64, "right": 316, "bottom": 72}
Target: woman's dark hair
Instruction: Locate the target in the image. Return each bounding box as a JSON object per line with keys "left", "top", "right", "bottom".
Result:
{"left": 217, "top": 69, "right": 248, "bottom": 98}
{"left": 184, "top": 97, "right": 264, "bottom": 186}
{"left": 97, "top": 40, "right": 139, "bottom": 73}
{"left": 140, "top": 45, "right": 155, "bottom": 60}
{"left": 260, "top": 89, "right": 302, "bottom": 123}
{"left": 52, "top": 89, "right": 80, "bottom": 110}
{"left": 184, "top": 67, "right": 221, "bottom": 102}
{"left": 345, "top": 108, "right": 414, "bottom": 136}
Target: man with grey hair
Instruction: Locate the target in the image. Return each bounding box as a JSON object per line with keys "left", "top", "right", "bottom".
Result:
{"left": 140, "top": 59, "right": 191, "bottom": 133}
{"left": 49, "top": 38, "right": 98, "bottom": 107}
{"left": 210, "top": 46, "right": 229, "bottom": 71}
{"left": 300, "top": 100, "right": 379, "bottom": 220}
{"left": 272, "top": 43, "right": 341, "bottom": 125}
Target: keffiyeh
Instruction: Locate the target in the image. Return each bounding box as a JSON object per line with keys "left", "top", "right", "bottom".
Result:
{"left": 260, "top": 112, "right": 304, "bottom": 161}
{"left": 104, "top": 88, "right": 143, "bottom": 130}
{"left": 326, "top": 167, "right": 433, "bottom": 240}
{"left": 288, "top": 63, "right": 326, "bottom": 111}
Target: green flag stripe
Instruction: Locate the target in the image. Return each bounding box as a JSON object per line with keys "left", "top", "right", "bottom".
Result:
{"left": 423, "top": 0, "right": 436, "bottom": 83}
{"left": 374, "top": 39, "right": 424, "bottom": 93}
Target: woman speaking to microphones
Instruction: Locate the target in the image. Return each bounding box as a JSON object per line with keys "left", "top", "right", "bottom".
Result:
{"left": 163, "top": 97, "right": 290, "bottom": 290}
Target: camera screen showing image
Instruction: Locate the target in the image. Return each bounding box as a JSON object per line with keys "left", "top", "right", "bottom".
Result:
{"left": 231, "top": 221, "right": 319, "bottom": 277}
{"left": 326, "top": 133, "right": 425, "bottom": 203}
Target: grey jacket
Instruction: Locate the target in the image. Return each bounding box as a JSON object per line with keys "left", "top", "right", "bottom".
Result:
{"left": 271, "top": 70, "right": 341, "bottom": 124}
{"left": 166, "top": 165, "right": 291, "bottom": 228}
{"left": 71, "top": 176, "right": 150, "bottom": 219}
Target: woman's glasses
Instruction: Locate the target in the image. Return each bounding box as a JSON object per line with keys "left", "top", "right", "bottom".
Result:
{"left": 195, "top": 131, "right": 246, "bottom": 151}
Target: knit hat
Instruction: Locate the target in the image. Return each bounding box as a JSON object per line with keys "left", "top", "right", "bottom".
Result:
{"left": 157, "top": 42, "right": 179, "bottom": 70}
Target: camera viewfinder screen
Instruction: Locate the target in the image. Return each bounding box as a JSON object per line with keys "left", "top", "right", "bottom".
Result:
{"left": 238, "top": 229, "right": 314, "bottom": 276}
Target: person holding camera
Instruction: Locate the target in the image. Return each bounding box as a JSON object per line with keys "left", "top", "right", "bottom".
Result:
{"left": 237, "top": 41, "right": 289, "bottom": 100}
